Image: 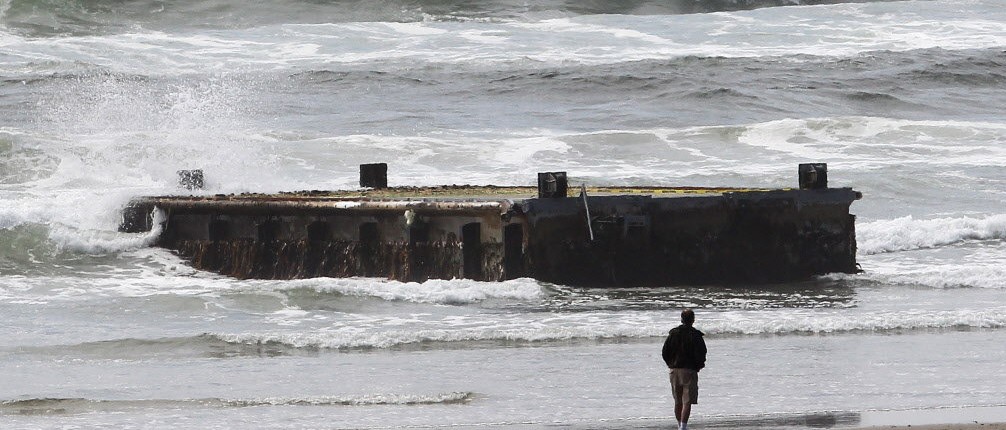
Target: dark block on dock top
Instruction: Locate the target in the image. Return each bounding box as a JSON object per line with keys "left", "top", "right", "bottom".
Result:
{"left": 360, "top": 163, "right": 388, "bottom": 189}
{"left": 799, "top": 163, "right": 828, "bottom": 190}
{"left": 537, "top": 172, "right": 568, "bottom": 198}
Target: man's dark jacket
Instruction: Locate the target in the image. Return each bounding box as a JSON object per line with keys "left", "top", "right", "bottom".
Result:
{"left": 662, "top": 324, "right": 707, "bottom": 371}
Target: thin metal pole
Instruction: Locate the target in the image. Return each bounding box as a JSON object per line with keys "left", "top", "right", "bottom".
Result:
{"left": 581, "top": 183, "right": 594, "bottom": 241}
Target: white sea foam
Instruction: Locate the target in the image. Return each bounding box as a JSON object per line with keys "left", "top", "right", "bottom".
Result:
{"left": 507, "top": 117, "right": 1006, "bottom": 185}
{"left": 872, "top": 263, "right": 1006, "bottom": 290}
{"left": 707, "top": 307, "right": 1006, "bottom": 335}
{"left": 272, "top": 133, "right": 571, "bottom": 187}
{"left": 212, "top": 303, "right": 1006, "bottom": 350}
{"left": 1, "top": 259, "right": 542, "bottom": 303}
{"left": 225, "top": 391, "right": 474, "bottom": 406}
{"left": 7, "top": 271, "right": 237, "bottom": 303}
{"left": 275, "top": 277, "right": 546, "bottom": 305}
{"left": 4, "top": 1, "right": 1004, "bottom": 74}
{"left": 735, "top": 117, "right": 1006, "bottom": 169}
{"left": 46, "top": 208, "right": 165, "bottom": 255}
{"left": 214, "top": 320, "right": 657, "bottom": 350}
{"left": 0, "top": 72, "right": 305, "bottom": 237}
{"left": 0, "top": 392, "right": 474, "bottom": 411}
{"left": 847, "top": 244, "right": 1006, "bottom": 289}
{"left": 0, "top": 201, "right": 48, "bottom": 230}
{"left": 858, "top": 214, "right": 1006, "bottom": 255}
{"left": 275, "top": 119, "right": 970, "bottom": 187}
{"left": 1, "top": 187, "right": 163, "bottom": 242}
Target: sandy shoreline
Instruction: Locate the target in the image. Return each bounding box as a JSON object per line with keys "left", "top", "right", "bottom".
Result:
{"left": 636, "top": 405, "right": 1006, "bottom": 430}
{"left": 846, "top": 405, "right": 1006, "bottom": 430}
{"left": 854, "top": 425, "right": 1006, "bottom": 430}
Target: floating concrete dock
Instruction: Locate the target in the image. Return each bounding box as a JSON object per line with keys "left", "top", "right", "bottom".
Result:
{"left": 120, "top": 163, "right": 861, "bottom": 287}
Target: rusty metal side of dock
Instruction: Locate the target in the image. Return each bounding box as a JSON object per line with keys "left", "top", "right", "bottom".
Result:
{"left": 120, "top": 191, "right": 859, "bottom": 286}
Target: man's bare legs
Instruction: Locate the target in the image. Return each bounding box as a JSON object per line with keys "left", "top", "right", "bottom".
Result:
{"left": 676, "top": 402, "right": 692, "bottom": 428}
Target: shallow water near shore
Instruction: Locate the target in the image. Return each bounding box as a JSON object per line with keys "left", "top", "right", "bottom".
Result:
{"left": 3, "top": 326, "right": 1006, "bottom": 428}
{"left": 2, "top": 0, "right": 1005, "bottom": 428}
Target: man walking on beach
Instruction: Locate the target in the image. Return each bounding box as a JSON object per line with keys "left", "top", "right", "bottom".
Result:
{"left": 662, "top": 309, "right": 706, "bottom": 430}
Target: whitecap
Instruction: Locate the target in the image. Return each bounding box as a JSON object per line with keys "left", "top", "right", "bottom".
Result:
{"left": 273, "top": 277, "right": 546, "bottom": 305}
{"left": 857, "top": 214, "right": 1006, "bottom": 255}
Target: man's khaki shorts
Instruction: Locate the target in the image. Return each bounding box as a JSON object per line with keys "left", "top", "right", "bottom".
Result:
{"left": 669, "top": 368, "right": 699, "bottom": 405}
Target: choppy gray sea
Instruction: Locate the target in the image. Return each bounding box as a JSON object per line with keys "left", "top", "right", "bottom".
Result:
{"left": 2, "top": 0, "right": 1005, "bottom": 428}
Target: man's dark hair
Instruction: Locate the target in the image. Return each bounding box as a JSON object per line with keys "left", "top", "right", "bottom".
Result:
{"left": 681, "top": 308, "right": 695, "bottom": 325}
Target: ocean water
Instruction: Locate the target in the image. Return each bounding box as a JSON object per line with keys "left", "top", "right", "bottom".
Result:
{"left": 2, "top": 0, "right": 1005, "bottom": 428}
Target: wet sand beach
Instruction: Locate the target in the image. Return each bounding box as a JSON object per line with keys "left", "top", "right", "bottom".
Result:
{"left": 609, "top": 405, "right": 1006, "bottom": 430}
{"left": 856, "top": 425, "right": 1006, "bottom": 430}
{"left": 849, "top": 405, "right": 1006, "bottom": 430}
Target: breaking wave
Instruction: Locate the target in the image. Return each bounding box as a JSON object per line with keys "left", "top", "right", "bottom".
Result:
{"left": 208, "top": 307, "right": 1006, "bottom": 351}
{"left": 49, "top": 208, "right": 165, "bottom": 254}
{"left": 0, "top": 220, "right": 161, "bottom": 279}
{"left": 0, "top": 0, "right": 899, "bottom": 37}
{"left": 0, "top": 208, "right": 162, "bottom": 262}
{"left": 705, "top": 308, "right": 1006, "bottom": 335}
{"left": 869, "top": 263, "right": 1006, "bottom": 290}
{"left": 10, "top": 299, "right": 1006, "bottom": 356}
{"left": 857, "top": 214, "right": 1006, "bottom": 255}
{"left": 210, "top": 324, "right": 656, "bottom": 351}
{"left": 0, "top": 392, "right": 474, "bottom": 415}
{"left": 276, "top": 277, "right": 545, "bottom": 305}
